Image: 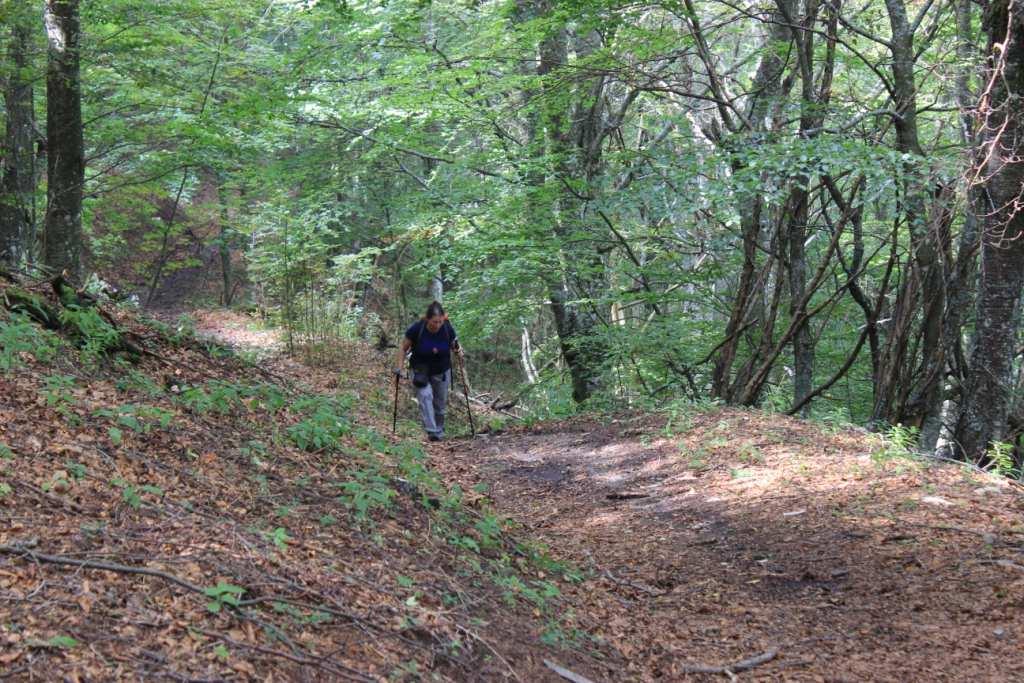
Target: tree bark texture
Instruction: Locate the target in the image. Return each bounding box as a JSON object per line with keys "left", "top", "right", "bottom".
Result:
{"left": 1, "top": 21, "right": 36, "bottom": 266}
{"left": 953, "top": 0, "right": 1024, "bottom": 460}
{"left": 42, "top": 0, "right": 84, "bottom": 280}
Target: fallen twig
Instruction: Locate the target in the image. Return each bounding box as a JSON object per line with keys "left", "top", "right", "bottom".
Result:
{"left": 543, "top": 660, "right": 595, "bottom": 683}
{"left": 603, "top": 569, "right": 663, "bottom": 596}
{"left": 680, "top": 649, "right": 778, "bottom": 675}
{"left": 972, "top": 559, "right": 1024, "bottom": 572}
{"left": 0, "top": 541, "right": 206, "bottom": 595}
{"left": 192, "top": 626, "right": 373, "bottom": 682}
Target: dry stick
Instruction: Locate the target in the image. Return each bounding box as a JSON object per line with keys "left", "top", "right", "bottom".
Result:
{"left": 544, "top": 660, "right": 596, "bottom": 683}
{"left": 680, "top": 649, "right": 778, "bottom": 675}
{"left": 0, "top": 542, "right": 206, "bottom": 594}
{"left": 191, "top": 627, "right": 373, "bottom": 682}
{"left": 0, "top": 544, "right": 375, "bottom": 681}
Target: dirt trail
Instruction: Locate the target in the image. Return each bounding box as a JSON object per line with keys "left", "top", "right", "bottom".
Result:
{"left": 429, "top": 411, "right": 1024, "bottom": 681}
{"left": 185, "top": 312, "right": 1024, "bottom": 681}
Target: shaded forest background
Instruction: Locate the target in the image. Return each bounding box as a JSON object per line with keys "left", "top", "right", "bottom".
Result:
{"left": 2, "top": 0, "right": 1024, "bottom": 469}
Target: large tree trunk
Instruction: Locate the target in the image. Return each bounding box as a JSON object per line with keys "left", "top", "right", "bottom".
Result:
{"left": 952, "top": 0, "right": 1024, "bottom": 461}
{"left": 1, "top": 20, "right": 37, "bottom": 266}
{"left": 42, "top": 0, "right": 84, "bottom": 280}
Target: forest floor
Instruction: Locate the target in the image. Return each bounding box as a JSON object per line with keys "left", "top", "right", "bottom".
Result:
{"left": 2, "top": 298, "right": 1023, "bottom": 681}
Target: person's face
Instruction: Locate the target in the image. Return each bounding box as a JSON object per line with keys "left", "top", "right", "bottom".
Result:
{"left": 426, "top": 315, "right": 445, "bottom": 333}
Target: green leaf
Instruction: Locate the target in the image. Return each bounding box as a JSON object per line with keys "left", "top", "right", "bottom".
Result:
{"left": 47, "top": 635, "right": 79, "bottom": 649}
{"left": 108, "top": 427, "right": 123, "bottom": 445}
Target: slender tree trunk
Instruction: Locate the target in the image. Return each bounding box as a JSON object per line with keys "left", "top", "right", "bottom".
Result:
{"left": 1, "top": 21, "right": 36, "bottom": 266}
{"left": 953, "top": 0, "right": 1024, "bottom": 461}
{"left": 42, "top": 0, "right": 84, "bottom": 280}
{"left": 709, "top": 0, "right": 794, "bottom": 401}
{"left": 876, "top": 0, "right": 946, "bottom": 448}
{"left": 944, "top": 0, "right": 982, "bottom": 388}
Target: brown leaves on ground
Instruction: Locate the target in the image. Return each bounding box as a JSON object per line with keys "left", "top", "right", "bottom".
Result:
{"left": 3, "top": 297, "right": 1023, "bottom": 681}
{"left": 431, "top": 411, "right": 1024, "bottom": 681}
{"left": 0, "top": 297, "right": 606, "bottom": 681}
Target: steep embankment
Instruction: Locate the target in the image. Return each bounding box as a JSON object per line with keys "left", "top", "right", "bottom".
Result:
{"left": 0, "top": 282, "right": 613, "bottom": 681}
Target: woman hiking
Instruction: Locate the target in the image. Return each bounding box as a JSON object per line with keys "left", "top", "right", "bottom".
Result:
{"left": 394, "top": 301, "right": 462, "bottom": 442}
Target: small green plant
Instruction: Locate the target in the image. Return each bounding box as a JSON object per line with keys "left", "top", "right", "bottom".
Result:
{"left": 266, "top": 526, "right": 291, "bottom": 551}
{"left": 872, "top": 424, "right": 919, "bottom": 464}
{"left": 737, "top": 442, "right": 764, "bottom": 465}
{"left": 287, "top": 395, "right": 353, "bottom": 451}
{"left": 203, "top": 582, "right": 245, "bottom": 613}
{"left": 0, "top": 443, "right": 13, "bottom": 461}
{"left": 114, "top": 368, "right": 163, "bottom": 397}
{"left": 111, "top": 478, "right": 142, "bottom": 509}
{"left": 43, "top": 374, "right": 78, "bottom": 422}
{"left": 94, "top": 403, "right": 173, "bottom": 435}
{"left": 65, "top": 461, "right": 87, "bottom": 481}
{"left": 0, "top": 482, "right": 12, "bottom": 500}
{"left": 0, "top": 313, "right": 60, "bottom": 370}
{"left": 171, "top": 314, "right": 197, "bottom": 345}
{"left": 986, "top": 441, "right": 1019, "bottom": 478}
{"left": 338, "top": 469, "right": 397, "bottom": 520}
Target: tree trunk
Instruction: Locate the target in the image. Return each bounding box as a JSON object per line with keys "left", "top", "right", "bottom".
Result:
{"left": 709, "top": 0, "right": 794, "bottom": 401}
{"left": 1, "top": 20, "right": 36, "bottom": 266}
{"left": 42, "top": 0, "right": 84, "bottom": 280}
{"left": 876, "top": 0, "right": 946, "bottom": 448}
{"left": 953, "top": 0, "right": 1024, "bottom": 461}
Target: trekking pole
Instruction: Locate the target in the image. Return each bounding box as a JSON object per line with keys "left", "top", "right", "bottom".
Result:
{"left": 455, "top": 352, "right": 476, "bottom": 436}
{"left": 392, "top": 371, "right": 400, "bottom": 434}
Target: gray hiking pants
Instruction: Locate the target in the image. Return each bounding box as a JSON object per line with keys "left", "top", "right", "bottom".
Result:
{"left": 414, "top": 369, "right": 450, "bottom": 437}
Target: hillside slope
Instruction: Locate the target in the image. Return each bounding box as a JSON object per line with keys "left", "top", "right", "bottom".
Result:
{"left": 0, "top": 281, "right": 610, "bottom": 681}
{"left": 2, "top": 284, "right": 1023, "bottom": 681}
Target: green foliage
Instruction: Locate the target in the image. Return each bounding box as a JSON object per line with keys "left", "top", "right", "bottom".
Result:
{"left": 338, "top": 467, "right": 397, "bottom": 520}
{"left": 58, "top": 306, "right": 121, "bottom": 364}
{"left": 872, "top": 424, "right": 920, "bottom": 464}
{"left": 287, "top": 394, "right": 353, "bottom": 451}
{"left": 43, "top": 374, "right": 78, "bottom": 423}
{"left": 985, "top": 441, "right": 1019, "bottom": 479}
{"left": 0, "top": 482, "right": 12, "bottom": 500}
{"left": 111, "top": 477, "right": 142, "bottom": 509}
{"left": 94, "top": 403, "right": 174, "bottom": 435}
{"left": 114, "top": 367, "right": 164, "bottom": 397}
{"left": 204, "top": 582, "right": 245, "bottom": 613}
{"left": 45, "top": 635, "right": 80, "bottom": 650}
{"left": 0, "top": 314, "right": 60, "bottom": 371}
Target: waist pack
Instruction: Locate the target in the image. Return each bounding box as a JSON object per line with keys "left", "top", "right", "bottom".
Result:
{"left": 411, "top": 364, "right": 430, "bottom": 388}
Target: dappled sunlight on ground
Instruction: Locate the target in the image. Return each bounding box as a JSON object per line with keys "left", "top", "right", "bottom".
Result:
{"left": 431, "top": 408, "right": 1024, "bottom": 680}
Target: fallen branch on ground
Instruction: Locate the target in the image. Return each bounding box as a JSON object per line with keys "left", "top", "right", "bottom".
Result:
{"left": 543, "top": 660, "right": 595, "bottom": 683}
{"left": 0, "top": 540, "right": 206, "bottom": 594}
{"left": 680, "top": 649, "right": 778, "bottom": 675}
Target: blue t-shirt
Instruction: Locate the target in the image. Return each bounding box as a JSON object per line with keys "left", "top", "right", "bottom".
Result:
{"left": 405, "top": 320, "right": 458, "bottom": 376}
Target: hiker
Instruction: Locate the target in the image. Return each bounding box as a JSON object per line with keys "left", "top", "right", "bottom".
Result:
{"left": 394, "top": 301, "right": 462, "bottom": 442}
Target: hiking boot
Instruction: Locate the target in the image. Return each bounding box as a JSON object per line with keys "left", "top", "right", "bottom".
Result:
{"left": 428, "top": 434, "right": 441, "bottom": 442}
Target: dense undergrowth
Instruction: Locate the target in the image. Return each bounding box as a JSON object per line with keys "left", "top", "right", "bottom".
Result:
{"left": 0, "top": 279, "right": 612, "bottom": 681}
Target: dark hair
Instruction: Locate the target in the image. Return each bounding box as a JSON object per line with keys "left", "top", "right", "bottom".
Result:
{"left": 425, "top": 301, "right": 445, "bottom": 319}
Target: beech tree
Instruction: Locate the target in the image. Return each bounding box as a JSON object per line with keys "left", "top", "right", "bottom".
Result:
{"left": 953, "top": 0, "right": 1024, "bottom": 461}
{"left": 42, "top": 0, "right": 84, "bottom": 279}
{"left": 0, "top": 6, "right": 37, "bottom": 266}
